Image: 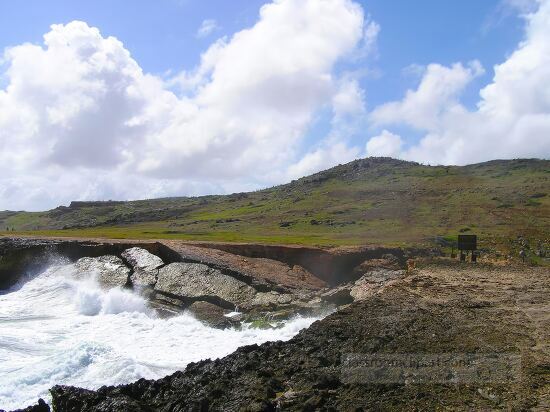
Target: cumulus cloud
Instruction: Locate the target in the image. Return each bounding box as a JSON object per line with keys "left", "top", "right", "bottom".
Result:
{"left": 371, "top": 61, "right": 484, "bottom": 130}
{"left": 196, "top": 19, "right": 219, "bottom": 38}
{"left": 369, "top": 0, "right": 550, "bottom": 165}
{"left": 0, "top": 0, "right": 371, "bottom": 210}
{"left": 365, "top": 130, "right": 403, "bottom": 158}
{"left": 332, "top": 77, "right": 366, "bottom": 119}
{"left": 285, "top": 142, "right": 360, "bottom": 180}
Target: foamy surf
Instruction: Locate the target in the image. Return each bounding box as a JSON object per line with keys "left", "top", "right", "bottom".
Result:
{"left": 0, "top": 264, "right": 321, "bottom": 410}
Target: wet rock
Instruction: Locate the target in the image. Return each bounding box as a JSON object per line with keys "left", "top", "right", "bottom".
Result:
{"left": 50, "top": 385, "right": 148, "bottom": 412}
{"left": 12, "top": 398, "right": 50, "bottom": 412}
{"left": 48, "top": 262, "right": 546, "bottom": 410}
{"left": 121, "top": 247, "right": 164, "bottom": 272}
{"left": 155, "top": 262, "right": 256, "bottom": 308}
{"left": 122, "top": 247, "right": 164, "bottom": 289}
{"left": 246, "top": 291, "right": 295, "bottom": 309}
{"left": 130, "top": 270, "right": 158, "bottom": 290}
{"left": 74, "top": 255, "right": 130, "bottom": 288}
{"left": 187, "top": 301, "right": 238, "bottom": 329}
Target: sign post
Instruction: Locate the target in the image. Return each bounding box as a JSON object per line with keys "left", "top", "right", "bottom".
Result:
{"left": 457, "top": 235, "right": 477, "bottom": 262}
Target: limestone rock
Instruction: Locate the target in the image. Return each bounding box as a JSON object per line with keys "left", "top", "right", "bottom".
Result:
{"left": 131, "top": 269, "right": 158, "bottom": 289}
{"left": 121, "top": 247, "right": 164, "bottom": 272}
{"left": 122, "top": 247, "right": 164, "bottom": 288}
{"left": 155, "top": 262, "right": 257, "bottom": 307}
{"left": 74, "top": 255, "right": 130, "bottom": 288}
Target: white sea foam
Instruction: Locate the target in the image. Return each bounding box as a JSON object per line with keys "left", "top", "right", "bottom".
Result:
{"left": 0, "top": 264, "right": 321, "bottom": 410}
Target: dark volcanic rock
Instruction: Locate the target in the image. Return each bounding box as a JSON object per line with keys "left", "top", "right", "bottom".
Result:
{"left": 9, "top": 398, "right": 50, "bottom": 412}
{"left": 47, "top": 264, "right": 544, "bottom": 411}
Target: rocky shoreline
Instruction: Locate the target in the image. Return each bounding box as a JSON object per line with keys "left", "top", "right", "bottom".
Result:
{"left": 0, "top": 237, "right": 415, "bottom": 328}
{"left": 2, "top": 238, "right": 548, "bottom": 411}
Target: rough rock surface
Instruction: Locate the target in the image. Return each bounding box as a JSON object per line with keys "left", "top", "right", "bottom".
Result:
{"left": 186, "top": 301, "right": 238, "bottom": 329}
{"left": 10, "top": 398, "right": 50, "bottom": 412}
{"left": 155, "top": 262, "right": 257, "bottom": 308}
{"left": 320, "top": 287, "right": 354, "bottom": 305}
{"left": 122, "top": 247, "right": 164, "bottom": 288}
{"left": 47, "top": 263, "right": 550, "bottom": 411}
{"left": 74, "top": 255, "right": 130, "bottom": 288}
{"left": 122, "top": 247, "right": 164, "bottom": 272}
{"left": 350, "top": 268, "right": 404, "bottom": 301}
{"left": 245, "top": 291, "right": 295, "bottom": 310}
{"left": 161, "top": 241, "right": 328, "bottom": 290}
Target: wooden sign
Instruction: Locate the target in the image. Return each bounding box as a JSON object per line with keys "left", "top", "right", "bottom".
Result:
{"left": 458, "top": 235, "right": 477, "bottom": 251}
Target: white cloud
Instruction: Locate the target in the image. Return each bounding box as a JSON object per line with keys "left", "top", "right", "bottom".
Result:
{"left": 332, "top": 76, "right": 365, "bottom": 119}
{"left": 0, "top": 0, "right": 371, "bottom": 210}
{"left": 365, "top": 130, "right": 403, "bottom": 158}
{"left": 361, "top": 16, "right": 380, "bottom": 58}
{"left": 285, "top": 142, "right": 360, "bottom": 180}
{"left": 371, "top": 61, "right": 484, "bottom": 130}
{"left": 368, "top": 0, "right": 550, "bottom": 165}
{"left": 196, "top": 19, "right": 219, "bottom": 38}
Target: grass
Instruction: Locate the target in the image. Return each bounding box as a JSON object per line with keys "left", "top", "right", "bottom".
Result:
{"left": 1, "top": 157, "right": 549, "bottom": 252}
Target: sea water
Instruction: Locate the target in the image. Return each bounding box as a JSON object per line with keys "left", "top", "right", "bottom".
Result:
{"left": 0, "top": 264, "right": 320, "bottom": 409}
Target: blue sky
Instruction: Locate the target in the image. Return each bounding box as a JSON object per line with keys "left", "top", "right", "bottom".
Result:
{"left": 0, "top": 0, "right": 525, "bottom": 108}
{"left": 0, "top": 0, "right": 548, "bottom": 210}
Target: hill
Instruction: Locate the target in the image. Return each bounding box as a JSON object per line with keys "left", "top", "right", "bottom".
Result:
{"left": 1, "top": 157, "right": 549, "bottom": 253}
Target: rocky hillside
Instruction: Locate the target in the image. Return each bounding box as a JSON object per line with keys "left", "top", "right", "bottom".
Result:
{"left": 1, "top": 158, "right": 549, "bottom": 253}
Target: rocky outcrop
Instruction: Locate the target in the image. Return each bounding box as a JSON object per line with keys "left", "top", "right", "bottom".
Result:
{"left": 121, "top": 247, "right": 164, "bottom": 272}
{"left": 186, "top": 301, "right": 239, "bottom": 329}
{"left": 10, "top": 398, "right": 49, "bottom": 412}
{"left": 320, "top": 287, "right": 354, "bottom": 305}
{"left": 0, "top": 238, "right": 179, "bottom": 290}
{"left": 74, "top": 256, "right": 131, "bottom": 288}
{"left": 155, "top": 262, "right": 257, "bottom": 309}
{"left": 48, "top": 263, "right": 548, "bottom": 411}
{"left": 350, "top": 268, "right": 404, "bottom": 301}
{"left": 319, "top": 268, "right": 405, "bottom": 306}
{"left": 121, "top": 247, "right": 164, "bottom": 288}
{"left": 181, "top": 242, "right": 419, "bottom": 286}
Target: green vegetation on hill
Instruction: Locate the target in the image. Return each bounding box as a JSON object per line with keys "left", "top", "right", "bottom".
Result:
{"left": 1, "top": 158, "right": 549, "bottom": 251}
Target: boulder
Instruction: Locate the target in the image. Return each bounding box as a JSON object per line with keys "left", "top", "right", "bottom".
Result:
{"left": 74, "top": 255, "right": 130, "bottom": 288}
{"left": 246, "top": 291, "right": 295, "bottom": 309}
{"left": 121, "top": 247, "right": 164, "bottom": 272}
{"left": 121, "top": 247, "right": 164, "bottom": 288}
{"left": 130, "top": 270, "right": 158, "bottom": 289}
{"left": 155, "top": 262, "right": 257, "bottom": 308}
{"left": 187, "top": 301, "right": 238, "bottom": 329}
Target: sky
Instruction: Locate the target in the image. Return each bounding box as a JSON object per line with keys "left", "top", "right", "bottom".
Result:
{"left": 0, "top": 0, "right": 549, "bottom": 211}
